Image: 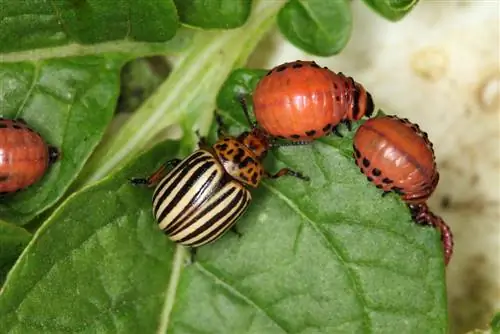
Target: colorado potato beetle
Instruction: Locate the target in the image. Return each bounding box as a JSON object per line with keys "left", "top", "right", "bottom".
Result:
{"left": 0, "top": 118, "right": 59, "bottom": 194}
{"left": 353, "top": 115, "right": 439, "bottom": 204}
{"left": 252, "top": 60, "right": 374, "bottom": 141}
{"left": 131, "top": 100, "right": 309, "bottom": 251}
{"left": 409, "top": 203, "right": 453, "bottom": 266}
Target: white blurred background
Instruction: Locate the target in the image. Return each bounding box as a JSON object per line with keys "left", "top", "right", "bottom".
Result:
{"left": 247, "top": 1, "right": 500, "bottom": 333}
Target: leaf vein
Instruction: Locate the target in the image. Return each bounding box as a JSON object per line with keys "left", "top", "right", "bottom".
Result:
{"left": 261, "top": 182, "right": 373, "bottom": 332}
{"left": 194, "top": 262, "right": 288, "bottom": 333}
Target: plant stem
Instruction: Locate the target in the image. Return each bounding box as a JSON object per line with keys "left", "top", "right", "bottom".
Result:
{"left": 78, "top": 0, "right": 286, "bottom": 186}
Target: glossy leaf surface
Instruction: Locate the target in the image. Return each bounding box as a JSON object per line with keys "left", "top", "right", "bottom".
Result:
{"left": 277, "top": 0, "right": 352, "bottom": 56}
{"left": 174, "top": 0, "right": 252, "bottom": 29}
{"left": 362, "top": 0, "right": 419, "bottom": 21}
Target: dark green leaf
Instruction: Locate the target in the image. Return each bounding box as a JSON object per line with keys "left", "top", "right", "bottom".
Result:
{"left": 361, "top": 0, "right": 419, "bottom": 21}
{"left": 492, "top": 312, "right": 500, "bottom": 333}
{"left": 278, "top": 0, "right": 352, "bottom": 56}
{"left": 0, "top": 221, "right": 31, "bottom": 285}
{"left": 0, "top": 0, "right": 179, "bottom": 53}
{"left": 0, "top": 140, "right": 181, "bottom": 333}
{"left": 174, "top": 0, "right": 252, "bottom": 29}
{"left": 0, "top": 56, "right": 123, "bottom": 225}
{"left": 216, "top": 68, "right": 267, "bottom": 116}
{"left": 0, "top": 89, "right": 447, "bottom": 333}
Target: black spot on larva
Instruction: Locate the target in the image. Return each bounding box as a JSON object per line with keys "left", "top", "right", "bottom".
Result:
{"left": 0, "top": 175, "right": 9, "bottom": 182}
{"left": 251, "top": 172, "right": 258, "bottom": 184}
{"left": 266, "top": 70, "right": 273, "bottom": 76}
{"left": 227, "top": 149, "right": 234, "bottom": 155}
{"left": 224, "top": 138, "right": 230, "bottom": 141}
{"left": 335, "top": 96, "right": 341, "bottom": 102}
{"left": 362, "top": 158, "right": 370, "bottom": 168}
{"left": 351, "top": 85, "right": 361, "bottom": 120}
{"left": 0, "top": 123, "right": 7, "bottom": 129}
{"left": 233, "top": 148, "right": 245, "bottom": 163}
{"left": 367, "top": 176, "right": 373, "bottom": 182}
{"left": 276, "top": 65, "right": 287, "bottom": 72}
{"left": 354, "top": 147, "right": 361, "bottom": 159}
{"left": 322, "top": 123, "right": 332, "bottom": 132}
{"left": 239, "top": 173, "right": 249, "bottom": 182}
{"left": 292, "top": 63, "right": 303, "bottom": 69}
{"left": 382, "top": 177, "right": 393, "bottom": 184}
{"left": 259, "top": 169, "right": 264, "bottom": 175}
{"left": 333, "top": 83, "right": 338, "bottom": 89}
{"left": 248, "top": 167, "right": 254, "bottom": 173}
{"left": 0, "top": 191, "right": 9, "bottom": 196}
{"left": 12, "top": 124, "right": 22, "bottom": 130}
{"left": 310, "top": 62, "right": 320, "bottom": 68}
{"left": 291, "top": 134, "right": 301, "bottom": 139}
{"left": 372, "top": 168, "right": 381, "bottom": 177}
{"left": 365, "top": 92, "right": 374, "bottom": 117}
{"left": 277, "top": 135, "right": 285, "bottom": 139}
{"left": 239, "top": 156, "right": 253, "bottom": 169}
{"left": 305, "top": 130, "right": 316, "bottom": 137}
{"left": 216, "top": 143, "right": 228, "bottom": 151}
{"left": 376, "top": 184, "right": 383, "bottom": 189}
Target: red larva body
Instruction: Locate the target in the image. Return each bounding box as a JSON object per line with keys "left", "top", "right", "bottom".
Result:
{"left": 252, "top": 60, "right": 374, "bottom": 141}
{"left": 0, "top": 118, "right": 59, "bottom": 194}
{"left": 353, "top": 115, "right": 439, "bottom": 204}
{"left": 409, "top": 203, "right": 453, "bottom": 266}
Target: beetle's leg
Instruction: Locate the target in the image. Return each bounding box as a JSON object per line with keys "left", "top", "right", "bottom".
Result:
{"left": 130, "top": 158, "right": 182, "bottom": 187}
{"left": 272, "top": 140, "right": 311, "bottom": 148}
{"left": 332, "top": 126, "right": 344, "bottom": 138}
{"left": 266, "top": 168, "right": 310, "bottom": 181}
{"left": 189, "top": 247, "right": 197, "bottom": 264}
{"left": 343, "top": 120, "right": 352, "bottom": 132}
{"left": 237, "top": 94, "right": 257, "bottom": 129}
{"left": 230, "top": 226, "right": 242, "bottom": 238}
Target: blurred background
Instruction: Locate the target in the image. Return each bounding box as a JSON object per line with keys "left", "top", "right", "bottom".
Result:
{"left": 246, "top": 1, "right": 500, "bottom": 333}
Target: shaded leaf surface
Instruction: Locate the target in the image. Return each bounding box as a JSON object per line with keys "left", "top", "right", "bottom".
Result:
{"left": 0, "top": 221, "right": 31, "bottom": 285}
{"left": 0, "top": 56, "right": 123, "bottom": 225}
{"left": 174, "top": 0, "right": 252, "bottom": 29}
{"left": 0, "top": 76, "right": 447, "bottom": 332}
{"left": 0, "top": 0, "right": 179, "bottom": 53}
{"left": 277, "top": 0, "right": 352, "bottom": 56}
{"left": 361, "top": 0, "right": 419, "bottom": 21}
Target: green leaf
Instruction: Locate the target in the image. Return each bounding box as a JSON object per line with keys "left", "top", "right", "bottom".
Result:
{"left": 361, "top": 0, "right": 419, "bottom": 21}
{"left": 0, "top": 221, "right": 31, "bottom": 285}
{"left": 174, "top": 0, "right": 252, "bottom": 29}
{"left": 492, "top": 312, "right": 500, "bottom": 333}
{"left": 216, "top": 68, "right": 267, "bottom": 113}
{"left": 0, "top": 100, "right": 448, "bottom": 333}
{"left": 0, "top": 0, "right": 179, "bottom": 53}
{"left": 0, "top": 140, "right": 181, "bottom": 332}
{"left": 76, "top": 0, "right": 286, "bottom": 187}
{"left": 0, "top": 57, "right": 123, "bottom": 225}
{"left": 277, "top": 0, "right": 352, "bottom": 56}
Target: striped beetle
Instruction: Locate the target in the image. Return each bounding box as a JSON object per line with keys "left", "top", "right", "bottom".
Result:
{"left": 131, "top": 98, "right": 309, "bottom": 255}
